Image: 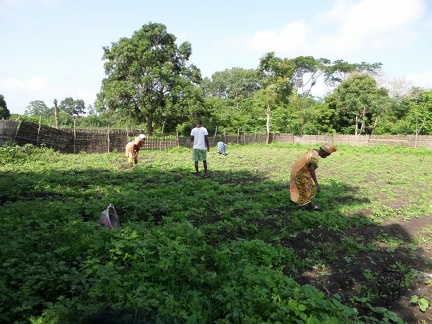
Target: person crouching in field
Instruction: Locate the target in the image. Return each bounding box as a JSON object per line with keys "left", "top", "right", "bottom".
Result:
{"left": 290, "top": 144, "right": 337, "bottom": 210}
{"left": 217, "top": 141, "right": 228, "bottom": 155}
{"left": 125, "top": 134, "right": 146, "bottom": 168}
{"left": 190, "top": 119, "right": 210, "bottom": 177}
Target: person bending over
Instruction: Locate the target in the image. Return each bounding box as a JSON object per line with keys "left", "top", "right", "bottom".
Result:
{"left": 125, "top": 134, "right": 146, "bottom": 168}
{"left": 290, "top": 144, "right": 337, "bottom": 210}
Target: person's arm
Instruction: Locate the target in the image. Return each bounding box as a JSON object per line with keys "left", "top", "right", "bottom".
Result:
{"left": 309, "top": 164, "right": 320, "bottom": 192}
{"left": 132, "top": 145, "right": 139, "bottom": 159}
{"left": 205, "top": 135, "right": 210, "bottom": 151}
{"left": 190, "top": 128, "right": 195, "bottom": 142}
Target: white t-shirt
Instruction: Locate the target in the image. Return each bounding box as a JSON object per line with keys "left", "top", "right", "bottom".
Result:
{"left": 191, "top": 126, "right": 208, "bottom": 149}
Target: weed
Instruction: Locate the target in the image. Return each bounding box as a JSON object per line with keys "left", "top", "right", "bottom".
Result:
{"left": 1, "top": 144, "right": 430, "bottom": 323}
{"left": 410, "top": 295, "right": 429, "bottom": 312}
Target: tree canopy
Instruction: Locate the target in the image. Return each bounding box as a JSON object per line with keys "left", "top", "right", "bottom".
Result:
{"left": 24, "top": 100, "right": 52, "bottom": 118}
{"left": 0, "top": 94, "right": 11, "bottom": 119}
{"left": 327, "top": 74, "right": 390, "bottom": 135}
{"left": 59, "top": 97, "right": 86, "bottom": 117}
{"left": 96, "top": 22, "right": 202, "bottom": 134}
{"left": 7, "top": 21, "right": 431, "bottom": 137}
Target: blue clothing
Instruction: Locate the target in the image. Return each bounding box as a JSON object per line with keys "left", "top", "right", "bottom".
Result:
{"left": 217, "top": 142, "right": 227, "bottom": 155}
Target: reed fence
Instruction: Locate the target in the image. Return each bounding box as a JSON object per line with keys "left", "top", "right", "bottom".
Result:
{"left": 1, "top": 120, "right": 431, "bottom": 152}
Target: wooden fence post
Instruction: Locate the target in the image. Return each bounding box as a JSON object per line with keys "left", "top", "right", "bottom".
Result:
{"left": 73, "top": 118, "right": 76, "bottom": 153}
{"left": 107, "top": 126, "right": 110, "bottom": 153}
{"left": 36, "top": 115, "right": 42, "bottom": 146}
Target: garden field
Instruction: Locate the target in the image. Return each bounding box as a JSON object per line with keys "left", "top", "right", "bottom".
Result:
{"left": 1, "top": 143, "right": 432, "bottom": 323}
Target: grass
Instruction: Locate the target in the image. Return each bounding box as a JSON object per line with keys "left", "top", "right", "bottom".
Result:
{"left": 1, "top": 143, "right": 431, "bottom": 323}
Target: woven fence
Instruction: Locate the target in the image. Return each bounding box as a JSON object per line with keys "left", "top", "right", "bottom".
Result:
{"left": 0, "top": 120, "right": 19, "bottom": 145}
{"left": 0, "top": 120, "right": 180, "bottom": 153}
{"left": 1, "top": 120, "right": 432, "bottom": 152}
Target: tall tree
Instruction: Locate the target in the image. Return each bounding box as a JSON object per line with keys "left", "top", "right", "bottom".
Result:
{"left": 201, "top": 67, "right": 262, "bottom": 133}
{"left": 202, "top": 68, "right": 261, "bottom": 106}
{"left": 406, "top": 88, "right": 432, "bottom": 139}
{"left": 290, "top": 56, "right": 330, "bottom": 97}
{"left": 324, "top": 60, "right": 382, "bottom": 88}
{"left": 59, "top": 97, "right": 86, "bottom": 117}
{"left": 96, "top": 22, "right": 202, "bottom": 134}
{"left": 256, "top": 52, "right": 295, "bottom": 142}
{"left": 0, "top": 94, "right": 11, "bottom": 119}
{"left": 327, "top": 74, "right": 390, "bottom": 135}
{"left": 24, "top": 100, "right": 52, "bottom": 118}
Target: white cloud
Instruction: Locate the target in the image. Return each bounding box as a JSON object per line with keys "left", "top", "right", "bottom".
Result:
{"left": 315, "top": 0, "right": 426, "bottom": 55}
{"left": 247, "top": 20, "right": 309, "bottom": 53}
{"left": 343, "top": 0, "right": 425, "bottom": 34}
{"left": 314, "top": 0, "right": 355, "bottom": 24}
{"left": 214, "top": 0, "right": 428, "bottom": 61}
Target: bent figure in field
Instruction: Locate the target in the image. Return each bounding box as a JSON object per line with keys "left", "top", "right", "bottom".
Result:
{"left": 125, "top": 134, "right": 146, "bottom": 168}
{"left": 190, "top": 119, "right": 210, "bottom": 177}
{"left": 217, "top": 141, "right": 228, "bottom": 155}
{"left": 290, "top": 144, "right": 337, "bottom": 210}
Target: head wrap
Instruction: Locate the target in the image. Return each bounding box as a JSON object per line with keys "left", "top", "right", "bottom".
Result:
{"left": 320, "top": 144, "right": 337, "bottom": 154}
{"left": 137, "top": 134, "right": 146, "bottom": 139}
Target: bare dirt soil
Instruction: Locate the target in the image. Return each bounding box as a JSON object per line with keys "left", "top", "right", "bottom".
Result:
{"left": 280, "top": 216, "right": 432, "bottom": 323}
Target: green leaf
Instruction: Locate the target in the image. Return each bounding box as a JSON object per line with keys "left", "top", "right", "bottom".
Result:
{"left": 185, "top": 314, "right": 197, "bottom": 324}
{"left": 409, "top": 295, "right": 419, "bottom": 304}
{"left": 419, "top": 298, "right": 429, "bottom": 312}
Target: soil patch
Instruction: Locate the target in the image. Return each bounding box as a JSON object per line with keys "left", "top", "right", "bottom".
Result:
{"left": 280, "top": 216, "right": 432, "bottom": 323}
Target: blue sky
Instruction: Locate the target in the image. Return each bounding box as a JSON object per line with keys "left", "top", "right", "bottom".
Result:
{"left": 1, "top": 0, "right": 432, "bottom": 115}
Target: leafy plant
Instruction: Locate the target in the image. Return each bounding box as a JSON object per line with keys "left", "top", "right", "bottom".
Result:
{"left": 2, "top": 143, "right": 431, "bottom": 323}
{"left": 410, "top": 295, "right": 429, "bottom": 312}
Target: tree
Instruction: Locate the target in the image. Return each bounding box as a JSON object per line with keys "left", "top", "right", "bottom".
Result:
{"left": 324, "top": 60, "right": 382, "bottom": 89}
{"left": 59, "top": 97, "right": 86, "bottom": 117}
{"left": 201, "top": 67, "right": 262, "bottom": 133}
{"left": 327, "top": 74, "right": 390, "bottom": 135}
{"left": 406, "top": 88, "right": 432, "bottom": 140}
{"left": 0, "top": 94, "right": 11, "bottom": 119}
{"left": 96, "top": 22, "right": 202, "bottom": 134}
{"left": 256, "top": 52, "right": 295, "bottom": 142}
{"left": 290, "top": 56, "right": 330, "bottom": 97}
{"left": 280, "top": 95, "right": 334, "bottom": 135}
{"left": 24, "top": 100, "right": 52, "bottom": 118}
{"left": 202, "top": 68, "right": 261, "bottom": 105}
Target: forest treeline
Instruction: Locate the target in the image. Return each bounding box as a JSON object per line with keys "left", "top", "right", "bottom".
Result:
{"left": 1, "top": 22, "right": 431, "bottom": 137}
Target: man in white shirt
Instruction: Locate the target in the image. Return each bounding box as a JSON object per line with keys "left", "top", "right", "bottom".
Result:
{"left": 190, "top": 119, "right": 210, "bottom": 177}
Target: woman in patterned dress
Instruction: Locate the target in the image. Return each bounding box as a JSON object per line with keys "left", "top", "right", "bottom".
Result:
{"left": 290, "top": 144, "right": 337, "bottom": 210}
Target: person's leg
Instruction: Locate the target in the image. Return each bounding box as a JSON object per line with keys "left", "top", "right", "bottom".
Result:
{"left": 194, "top": 161, "right": 199, "bottom": 175}
{"left": 203, "top": 161, "right": 208, "bottom": 177}
{"left": 192, "top": 149, "right": 199, "bottom": 175}
{"left": 202, "top": 149, "right": 208, "bottom": 177}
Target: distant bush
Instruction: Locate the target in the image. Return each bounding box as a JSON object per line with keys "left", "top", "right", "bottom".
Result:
{"left": 0, "top": 143, "right": 58, "bottom": 164}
